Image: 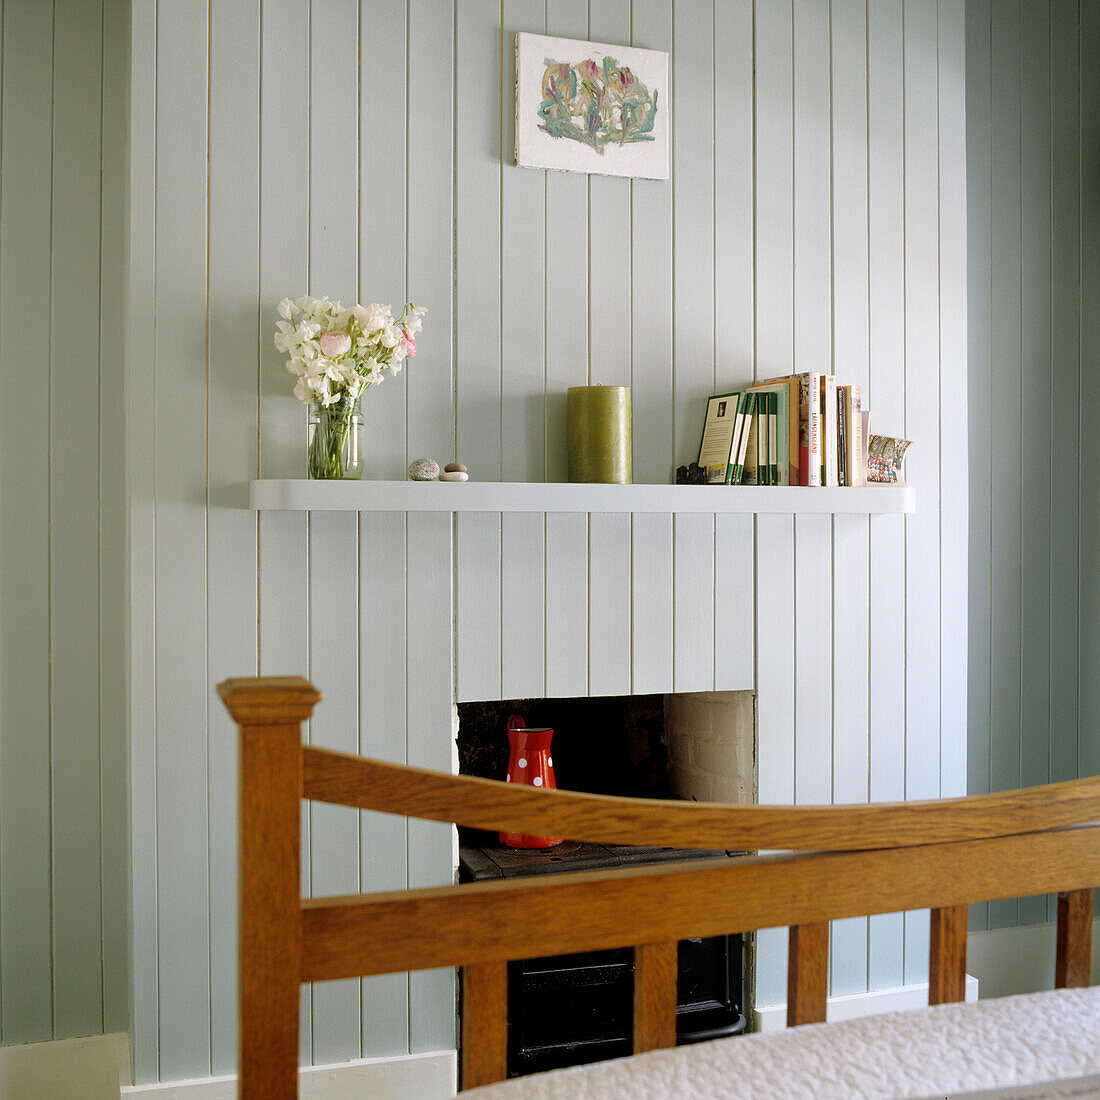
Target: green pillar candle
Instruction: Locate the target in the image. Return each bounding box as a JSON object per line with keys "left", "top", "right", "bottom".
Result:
{"left": 567, "top": 385, "right": 632, "bottom": 484}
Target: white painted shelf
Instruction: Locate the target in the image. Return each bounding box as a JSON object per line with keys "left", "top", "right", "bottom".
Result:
{"left": 249, "top": 479, "right": 915, "bottom": 514}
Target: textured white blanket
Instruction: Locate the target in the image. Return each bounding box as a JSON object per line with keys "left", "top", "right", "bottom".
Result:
{"left": 465, "top": 987, "right": 1100, "bottom": 1100}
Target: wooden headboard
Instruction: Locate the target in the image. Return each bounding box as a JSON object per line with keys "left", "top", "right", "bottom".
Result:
{"left": 220, "top": 676, "right": 1100, "bottom": 1099}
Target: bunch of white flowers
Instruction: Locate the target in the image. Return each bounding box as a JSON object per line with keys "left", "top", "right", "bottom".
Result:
{"left": 273, "top": 294, "right": 425, "bottom": 408}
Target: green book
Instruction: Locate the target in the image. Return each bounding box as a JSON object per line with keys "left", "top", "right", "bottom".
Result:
{"left": 730, "top": 392, "right": 757, "bottom": 485}
{"left": 746, "top": 384, "right": 790, "bottom": 484}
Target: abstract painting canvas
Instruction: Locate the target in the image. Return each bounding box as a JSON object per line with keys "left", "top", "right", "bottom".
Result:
{"left": 514, "top": 32, "right": 670, "bottom": 180}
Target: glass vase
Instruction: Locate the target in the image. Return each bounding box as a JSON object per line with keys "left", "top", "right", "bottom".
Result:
{"left": 307, "top": 398, "right": 363, "bottom": 480}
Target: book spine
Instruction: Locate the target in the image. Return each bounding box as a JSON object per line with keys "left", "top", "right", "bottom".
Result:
{"left": 823, "top": 375, "right": 838, "bottom": 486}
{"left": 768, "top": 392, "right": 779, "bottom": 485}
{"left": 723, "top": 392, "right": 748, "bottom": 484}
{"left": 837, "top": 386, "right": 848, "bottom": 486}
{"left": 757, "top": 401, "right": 768, "bottom": 484}
{"left": 806, "top": 373, "right": 821, "bottom": 487}
{"left": 849, "top": 384, "right": 865, "bottom": 487}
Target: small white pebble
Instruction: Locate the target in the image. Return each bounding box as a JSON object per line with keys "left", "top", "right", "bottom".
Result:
{"left": 439, "top": 470, "right": 469, "bottom": 482}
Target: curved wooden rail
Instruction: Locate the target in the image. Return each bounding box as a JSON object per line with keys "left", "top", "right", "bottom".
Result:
{"left": 303, "top": 745, "right": 1100, "bottom": 851}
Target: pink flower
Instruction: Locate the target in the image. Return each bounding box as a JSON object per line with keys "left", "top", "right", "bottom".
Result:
{"left": 400, "top": 330, "right": 417, "bottom": 358}
{"left": 319, "top": 330, "right": 351, "bottom": 358}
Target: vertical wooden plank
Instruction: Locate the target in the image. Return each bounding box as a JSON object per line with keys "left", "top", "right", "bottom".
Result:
{"left": 1049, "top": 0, "right": 1081, "bottom": 793}
{"left": 0, "top": 0, "right": 55, "bottom": 1046}
{"left": 99, "top": 0, "right": 132, "bottom": 1037}
{"left": 713, "top": 0, "right": 754, "bottom": 695}
{"left": 787, "top": 923, "right": 829, "bottom": 1027}
{"left": 544, "top": 0, "right": 590, "bottom": 484}
{"left": 154, "top": 0, "right": 211, "bottom": 1077}
{"left": 630, "top": 0, "right": 674, "bottom": 487}
{"left": 867, "top": 0, "right": 907, "bottom": 990}
{"left": 671, "top": 0, "right": 716, "bottom": 691}
{"left": 673, "top": 514, "right": 715, "bottom": 694}
{"left": 456, "top": 0, "right": 502, "bottom": 480}
{"left": 714, "top": 0, "right": 754, "bottom": 391}
{"left": 501, "top": 513, "right": 547, "bottom": 700}
{"left": 964, "top": 0, "right": 993, "bottom": 934}
{"left": 307, "top": 0, "right": 361, "bottom": 1065}
{"left": 50, "top": 0, "right": 104, "bottom": 1039}
{"left": 456, "top": 512, "right": 503, "bottom": 703}
{"left": 257, "top": 0, "right": 313, "bottom": 1066}
{"left": 988, "top": 0, "right": 1022, "bottom": 932}
{"left": 794, "top": 515, "right": 832, "bottom": 809}
{"left": 589, "top": 513, "right": 632, "bottom": 696}
{"left": 501, "top": 0, "right": 547, "bottom": 484}
{"left": 632, "top": 513, "right": 673, "bottom": 696}
{"left": 1055, "top": 889, "right": 1093, "bottom": 989}
{"left": 545, "top": 512, "right": 588, "bottom": 698}
{"left": 829, "top": 0, "right": 871, "bottom": 992}
{"left": 543, "top": 0, "right": 591, "bottom": 701}
{"left": 752, "top": 1, "right": 797, "bottom": 1006}
{"left": 1080, "top": 0, "right": 1100, "bottom": 789}
{"left": 207, "top": 0, "right": 261, "bottom": 1072}
{"left": 461, "top": 962, "right": 508, "bottom": 1089}
{"left": 1016, "top": 0, "right": 1050, "bottom": 929}
{"left": 928, "top": 904, "right": 968, "bottom": 1006}
{"left": 405, "top": 512, "right": 457, "bottom": 1054}
{"left": 633, "top": 941, "right": 678, "bottom": 1053}
{"left": 937, "top": 0, "right": 969, "bottom": 809}
{"left": 125, "top": 0, "right": 161, "bottom": 1078}
{"left": 359, "top": 512, "right": 410, "bottom": 1055}
{"left": 356, "top": 1, "right": 410, "bottom": 1048}
{"left": 902, "top": 0, "right": 943, "bottom": 980}
{"left": 359, "top": 0, "right": 408, "bottom": 481}
{"left": 407, "top": 0, "right": 455, "bottom": 466}
{"left": 587, "top": 0, "right": 632, "bottom": 392}
{"left": 714, "top": 514, "right": 754, "bottom": 691}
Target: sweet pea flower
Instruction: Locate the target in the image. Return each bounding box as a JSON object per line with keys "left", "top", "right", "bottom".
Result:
{"left": 400, "top": 332, "right": 417, "bottom": 358}
{"left": 319, "top": 330, "right": 352, "bottom": 358}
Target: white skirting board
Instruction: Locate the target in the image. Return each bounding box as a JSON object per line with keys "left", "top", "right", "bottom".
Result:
{"left": 120, "top": 1050, "right": 456, "bottom": 1100}
{"left": 753, "top": 976, "right": 981, "bottom": 1034}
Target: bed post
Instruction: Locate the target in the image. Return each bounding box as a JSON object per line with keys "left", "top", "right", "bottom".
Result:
{"left": 787, "top": 922, "right": 829, "bottom": 1026}
{"left": 929, "top": 904, "right": 968, "bottom": 1004}
{"left": 1056, "top": 888, "right": 1094, "bottom": 988}
{"left": 220, "top": 677, "right": 321, "bottom": 1100}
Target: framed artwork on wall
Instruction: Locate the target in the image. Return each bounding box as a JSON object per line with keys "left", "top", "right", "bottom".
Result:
{"left": 514, "top": 32, "right": 670, "bottom": 180}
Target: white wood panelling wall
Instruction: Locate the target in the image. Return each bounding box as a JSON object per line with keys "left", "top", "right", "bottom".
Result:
{"left": 966, "top": 0, "right": 1100, "bottom": 933}
{"left": 124, "top": 0, "right": 967, "bottom": 1083}
{"left": 0, "top": 0, "right": 129, "bottom": 1050}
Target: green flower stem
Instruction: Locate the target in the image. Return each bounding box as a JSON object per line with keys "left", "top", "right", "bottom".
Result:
{"left": 308, "top": 400, "right": 355, "bottom": 479}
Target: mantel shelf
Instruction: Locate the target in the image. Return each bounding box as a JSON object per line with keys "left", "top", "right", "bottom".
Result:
{"left": 249, "top": 479, "right": 915, "bottom": 515}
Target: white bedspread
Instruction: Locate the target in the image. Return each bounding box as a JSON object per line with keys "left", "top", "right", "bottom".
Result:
{"left": 465, "top": 987, "right": 1100, "bottom": 1100}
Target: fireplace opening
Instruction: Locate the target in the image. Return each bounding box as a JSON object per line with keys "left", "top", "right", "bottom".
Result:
{"left": 456, "top": 690, "right": 755, "bottom": 1079}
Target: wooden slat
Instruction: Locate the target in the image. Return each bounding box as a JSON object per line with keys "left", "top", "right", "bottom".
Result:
{"left": 461, "top": 962, "right": 508, "bottom": 1090}
{"left": 301, "top": 745, "right": 1100, "bottom": 853}
{"left": 633, "top": 941, "right": 678, "bottom": 1054}
{"left": 787, "top": 923, "right": 829, "bottom": 1027}
{"left": 1055, "top": 888, "right": 1093, "bottom": 989}
{"left": 929, "top": 903, "right": 968, "bottom": 1005}
{"left": 299, "top": 824, "right": 1100, "bottom": 983}
{"left": 221, "top": 680, "right": 319, "bottom": 1099}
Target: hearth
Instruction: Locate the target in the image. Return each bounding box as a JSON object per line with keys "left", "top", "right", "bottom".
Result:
{"left": 456, "top": 691, "right": 756, "bottom": 1078}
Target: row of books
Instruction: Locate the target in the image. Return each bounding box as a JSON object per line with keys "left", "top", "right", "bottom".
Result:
{"left": 697, "top": 374, "right": 867, "bottom": 487}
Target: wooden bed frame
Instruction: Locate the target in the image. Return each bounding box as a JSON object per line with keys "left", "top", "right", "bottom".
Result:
{"left": 220, "top": 677, "right": 1100, "bottom": 1099}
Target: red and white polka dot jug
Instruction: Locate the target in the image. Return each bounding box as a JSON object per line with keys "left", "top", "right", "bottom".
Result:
{"left": 499, "top": 715, "right": 562, "bottom": 849}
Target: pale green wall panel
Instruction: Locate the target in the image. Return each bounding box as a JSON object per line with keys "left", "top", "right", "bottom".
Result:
{"left": 966, "top": 0, "right": 1097, "bottom": 932}
{"left": 0, "top": 0, "right": 129, "bottom": 1049}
